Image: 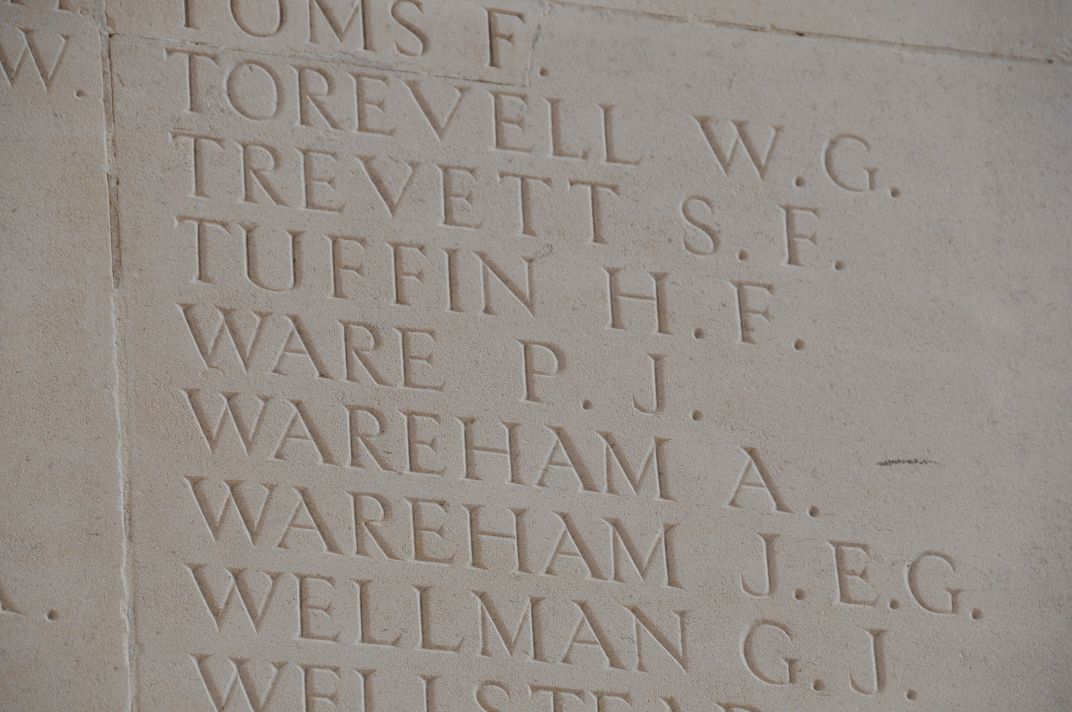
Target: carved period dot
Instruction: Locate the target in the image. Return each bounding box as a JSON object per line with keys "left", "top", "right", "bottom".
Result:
{"left": 46, "top": 610, "right": 58, "bottom": 622}
{"left": 834, "top": 259, "right": 846, "bottom": 271}
{"left": 691, "top": 409, "right": 703, "bottom": 421}
{"left": 693, "top": 327, "right": 706, "bottom": 339}
{"left": 582, "top": 399, "right": 593, "bottom": 410}
{"left": 889, "top": 598, "right": 900, "bottom": 610}
{"left": 738, "top": 249, "right": 749, "bottom": 262}
{"left": 890, "top": 186, "right": 901, "bottom": 198}
{"left": 794, "top": 339, "right": 806, "bottom": 351}
{"left": 795, "top": 176, "right": 806, "bottom": 187}
{"left": 75, "top": 89, "right": 86, "bottom": 98}
{"left": 906, "top": 689, "right": 918, "bottom": 701}
{"left": 812, "top": 679, "right": 824, "bottom": 692}
{"left": 808, "top": 505, "right": 820, "bottom": 518}
{"left": 538, "top": 67, "right": 550, "bottom": 77}
{"left": 971, "top": 608, "right": 983, "bottom": 620}
{"left": 794, "top": 588, "right": 805, "bottom": 600}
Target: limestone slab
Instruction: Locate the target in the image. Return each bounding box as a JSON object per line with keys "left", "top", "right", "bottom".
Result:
{"left": 106, "top": 3, "right": 1072, "bottom": 711}
{"left": 0, "top": 3, "right": 128, "bottom": 711}
{"left": 564, "top": 0, "right": 1072, "bottom": 62}
{"left": 103, "top": 0, "right": 1072, "bottom": 66}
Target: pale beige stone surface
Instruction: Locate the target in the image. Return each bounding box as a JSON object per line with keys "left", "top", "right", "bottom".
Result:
{"left": 104, "top": 3, "right": 1072, "bottom": 712}
{"left": 3, "top": 1, "right": 1072, "bottom": 711}
{"left": 0, "top": 3, "right": 128, "bottom": 711}
{"left": 104, "top": 0, "right": 1072, "bottom": 64}
{"left": 564, "top": 0, "right": 1072, "bottom": 62}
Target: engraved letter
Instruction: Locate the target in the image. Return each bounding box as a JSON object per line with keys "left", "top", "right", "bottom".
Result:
{"left": 824, "top": 134, "right": 877, "bottom": 192}
{"left": 680, "top": 196, "right": 718, "bottom": 255}
{"left": 908, "top": 551, "right": 961, "bottom": 614}
{"left": 742, "top": 620, "right": 796, "bottom": 685}
{"left": 519, "top": 339, "right": 563, "bottom": 403}
{"left": 605, "top": 268, "right": 670, "bottom": 334}
{"left": 830, "top": 541, "right": 878, "bottom": 607}
{"left": 485, "top": 8, "right": 525, "bottom": 69}
{"left": 730, "top": 281, "right": 773, "bottom": 345}
{"left": 781, "top": 205, "right": 819, "bottom": 267}
{"left": 849, "top": 628, "right": 887, "bottom": 695}
{"left": 694, "top": 118, "right": 781, "bottom": 180}
{"left": 727, "top": 448, "right": 790, "bottom": 513}
{"left": 741, "top": 532, "right": 778, "bottom": 597}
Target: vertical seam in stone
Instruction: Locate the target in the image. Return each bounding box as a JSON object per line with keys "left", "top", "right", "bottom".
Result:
{"left": 94, "top": 1, "right": 136, "bottom": 710}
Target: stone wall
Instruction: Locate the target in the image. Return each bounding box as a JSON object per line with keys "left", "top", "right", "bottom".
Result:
{"left": 1, "top": 2, "right": 1070, "bottom": 710}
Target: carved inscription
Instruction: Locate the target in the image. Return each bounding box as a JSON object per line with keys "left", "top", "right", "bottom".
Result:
{"left": 107, "top": 5, "right": 993, "bottom": 711}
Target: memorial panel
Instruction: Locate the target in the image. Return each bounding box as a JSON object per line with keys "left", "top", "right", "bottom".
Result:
{"left": 1, "top": 2, "right": 1070, "bottom": 711}
{"left": 107, "top": 4, "right": 1072, "bottom": 711}
{"left": 0, "top": 2, "right": 129, "bottom": 710}
{"left": 106, "top": 0, "right": 1072, "bottom": 63}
